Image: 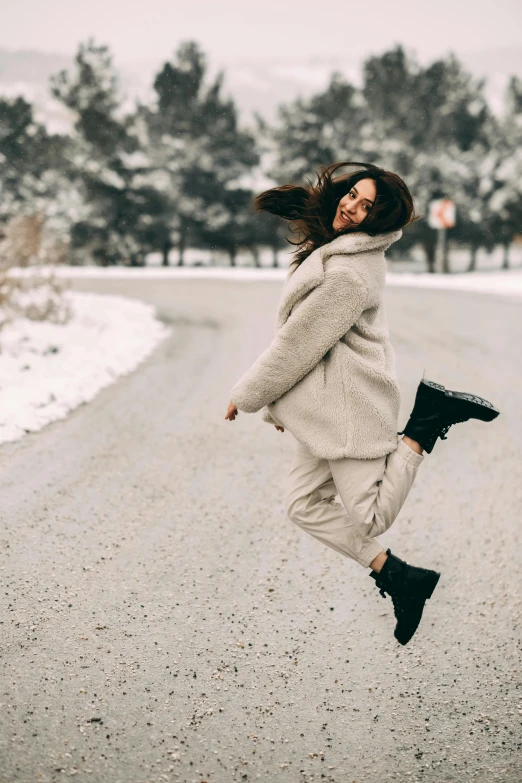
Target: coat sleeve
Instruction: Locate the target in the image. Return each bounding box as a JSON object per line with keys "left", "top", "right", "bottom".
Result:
{"left": 260, "top": 406, "right": 277, "bottom": 425}
{"left": 230, "top": 269, "right": 369, "bottom": 413}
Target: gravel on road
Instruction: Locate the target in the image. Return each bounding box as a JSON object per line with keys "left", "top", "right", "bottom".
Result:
{"left": 1, "top": 277, "right": 521, "bottom": 783}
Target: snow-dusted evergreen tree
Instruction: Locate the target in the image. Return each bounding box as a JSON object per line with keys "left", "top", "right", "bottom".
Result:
{"left": 141, "top": 41, "right": 259, "bottom": 265}
{"left": 360, "top": 46, "right": 417, "bottom": 175}
{"left": 0, "top": 96, "right": 72, "bottom": 243}
{"left": 238, "top": 113, "right": 288, "bottom": 266}
{"left": 51, "top": 40, "right": 161, "bottom": 265}
{"left": 268, "top": 72, "right": 367, "bottom": 184}
{"left": 0, "top": 100, "right": 72, "bottom": 324}
{"left": 362, "top": 47, "right": 493, "bottom": 271}
{"left": 478, "top": 76, "right": 522, "bottom": 268}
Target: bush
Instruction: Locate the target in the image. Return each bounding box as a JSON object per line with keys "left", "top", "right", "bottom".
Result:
{"left": 0, "top": 214, "right": 71, "bottom": 331}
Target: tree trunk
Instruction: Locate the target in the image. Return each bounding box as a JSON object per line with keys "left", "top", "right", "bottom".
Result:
{"left": 177, "top": 224, "right": 186, "bottom": 266}
{"left": 440, "top": 229, "right": 451, "bottom": 274}
{"left": 229, "top": 246, "right": 237, "bottom": 267}
{"left": 132, "top": 252, "right": 145, "bottom": 267}
{"left": 467, "top": 244, "right": 478, "bottom": 273}
{"left": 251, "top": 246, "right": 261, "bottom": 267}
{"left": 162, "top": 240, "right": 172, "bottom": 267}
{"left": 502, "top": 243, "right": 510, "bottom": 270}
{"left": 272, "top": 247, "right": 279, "bottom": 268}
{"left": 423, "top": 239, "right": 437, "bottom": 274}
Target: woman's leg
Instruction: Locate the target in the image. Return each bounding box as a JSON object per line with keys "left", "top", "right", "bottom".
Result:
{"left": 285, "top": 438, "right": 384, "bottom": 568}
{"left": 329, "top": 437, "right": 425, "bottom": 543}
{"left": 285, "top": 436, "right": 437, "bottom": 645}
{"left": 369, "top": 437, "right": 423, "bottom": 571}
{"left": 402, "top": 435, "right": 423, "bottom": 455}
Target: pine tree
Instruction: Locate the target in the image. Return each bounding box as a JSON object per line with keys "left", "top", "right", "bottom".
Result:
{"left": 0, "top": 95, "right": 75, "bottom": 264}
{"left": 482, "top": 76, "right": 522, "bottom": 268}
{"left": 269, "top": 72, "right": 367, "bottom": 184}
{"left": 363, "top": 47, "right": 492, "bottom": 271}
{"left": 51, "top": 40, "right": 159, "bottom": 265}
{"left": 0, "top": 97, "right": 68, "bottom": 220}
{"left": 142, "top": 41, "right": 259, "bottom": 265}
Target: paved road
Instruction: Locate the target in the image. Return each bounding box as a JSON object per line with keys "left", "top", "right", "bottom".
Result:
{"left": 1, "top": 276, "right": 521, "bottom": 783}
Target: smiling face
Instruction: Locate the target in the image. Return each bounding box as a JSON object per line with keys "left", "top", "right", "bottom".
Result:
{"left": 332, "top": 177, "right": 377, "bottom": 231}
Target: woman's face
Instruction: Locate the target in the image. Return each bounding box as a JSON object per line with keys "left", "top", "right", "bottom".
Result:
{"left": 332, "top": 177, "right": 377, "bottom": 231}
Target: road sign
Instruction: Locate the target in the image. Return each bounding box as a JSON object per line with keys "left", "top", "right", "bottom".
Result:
{"left": 428, "top": 198, "right": 456, "bottom": 229}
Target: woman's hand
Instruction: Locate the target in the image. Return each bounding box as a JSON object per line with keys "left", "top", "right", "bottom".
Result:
{"left": 225, "top": 401, "right": 238, "bottom": 421}
{"left": 225, "top": 400, "right": 284, "bottom": 432}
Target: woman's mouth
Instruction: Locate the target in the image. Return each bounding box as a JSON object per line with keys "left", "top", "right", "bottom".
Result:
{"left": 340, "top": 210, "right": 354, "bottom": 225}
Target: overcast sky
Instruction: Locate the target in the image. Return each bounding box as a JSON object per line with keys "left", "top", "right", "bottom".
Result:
{"left": 2, "top": 0, "right": 522, "bottom": 66}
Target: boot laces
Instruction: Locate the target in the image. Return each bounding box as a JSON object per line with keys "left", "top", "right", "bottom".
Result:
{"left": 378, "top": 585, "right": 407, "bottom": 618}
{"left": 439, "top": 414, "right": 469, "bottom": 441}
{"left": 439, "top": 423, "right": 452, "bottom": 440}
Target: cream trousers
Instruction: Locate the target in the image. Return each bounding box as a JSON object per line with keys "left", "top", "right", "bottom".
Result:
{"left": 285, "top": 436, "right": 425, "bottom": 568}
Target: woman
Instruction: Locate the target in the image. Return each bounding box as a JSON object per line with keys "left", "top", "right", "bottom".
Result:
{"left": 224, "top": 161, "right": 499, "bottom": 645}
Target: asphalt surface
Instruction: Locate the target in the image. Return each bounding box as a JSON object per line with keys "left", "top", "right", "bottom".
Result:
{"left": 1, "top": 276, "right": 521, "bottom": 783}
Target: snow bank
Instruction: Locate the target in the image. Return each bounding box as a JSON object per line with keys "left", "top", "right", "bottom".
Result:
{"left": 53, "top": 264, "right": 522, "bottom": 300}
{"left": 386, "top": 268, "right": 522, "bottom": 300}
{"left": 0, "top": 292, "right": 170, "bottom": 445}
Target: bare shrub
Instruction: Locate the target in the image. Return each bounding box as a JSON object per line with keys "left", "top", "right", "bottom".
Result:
{"left": 1, "top": 214, "right": 44, "bottom": 267}
{"left": 0, "top": 214, "right": 72, "bottom": 331}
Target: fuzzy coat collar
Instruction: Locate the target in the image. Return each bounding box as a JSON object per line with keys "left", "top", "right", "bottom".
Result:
{"left": 276, "top": 229, "right": 402, "bottom": 329}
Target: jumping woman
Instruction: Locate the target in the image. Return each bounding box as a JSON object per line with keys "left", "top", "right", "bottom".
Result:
{"left": 224, "top": 161, "right": 499, "bottom": 645}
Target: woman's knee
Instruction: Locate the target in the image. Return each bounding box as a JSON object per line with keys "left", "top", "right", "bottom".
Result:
{"left": 285, "top": 492, "right": 308, "bottom": 527}
{"left": 285, "top": 494, "right": 300, "bottom": 523}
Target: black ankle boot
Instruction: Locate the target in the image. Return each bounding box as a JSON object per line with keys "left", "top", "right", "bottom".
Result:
{"left": 398, "top": 378, "right": 500, "bottom": 454}
{"left": 370, "top": 549, "right": 441, "bottom": 645}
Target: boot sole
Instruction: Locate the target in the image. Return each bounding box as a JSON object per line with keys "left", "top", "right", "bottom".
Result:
{"left": 446, "top": 390, "right": 500, "bottom": 422}
{"left": 421, "top": 379, "right": 446, "bottom": 394}
{"left": 422, "top": 379, "right": 500, "bottom": 423}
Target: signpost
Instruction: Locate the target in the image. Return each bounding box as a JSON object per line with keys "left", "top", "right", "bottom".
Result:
{"left": 428, "top": 198, "right": 456, "bottom": 273}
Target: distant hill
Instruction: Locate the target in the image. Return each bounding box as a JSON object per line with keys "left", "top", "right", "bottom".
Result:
{"left": 0, "top": 49, "right": 73, "bottom": 132}
{"left": 0, "top": 49, "right": 70, "bottom": 83}
{"left": 0, "top": 45, "right": 520, "bottom": 132}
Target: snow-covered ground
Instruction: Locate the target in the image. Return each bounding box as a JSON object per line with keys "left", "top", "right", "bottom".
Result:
{"left": 0, "top": 292, "right": 170, "bottom": 445}
{"left": 386, "top": 267, "right": 522, "bottom": 300}
{"left": 57, "top": 241, "right": 522, "bottom": 274}
{"left": 53, "top": 264, "right": 522, "bottom": 301}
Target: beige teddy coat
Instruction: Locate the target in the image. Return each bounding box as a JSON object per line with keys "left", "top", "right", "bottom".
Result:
{"left": 230, "top": 230, "right": 403, "bottom": 460}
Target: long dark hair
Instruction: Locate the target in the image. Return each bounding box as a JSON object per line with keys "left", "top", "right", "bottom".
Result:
{"left": 254, "top": 161, "right": 417, "bottom": 268}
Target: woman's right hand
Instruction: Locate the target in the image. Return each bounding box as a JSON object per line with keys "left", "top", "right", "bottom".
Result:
{"left": 274, "top": 425, "right": 285, "bottom": 432}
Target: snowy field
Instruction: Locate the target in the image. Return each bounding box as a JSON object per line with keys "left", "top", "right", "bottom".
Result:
{"left": 0, "top": 292, "right": 170, "bottom": 445}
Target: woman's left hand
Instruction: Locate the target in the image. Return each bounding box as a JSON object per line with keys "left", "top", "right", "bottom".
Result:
{"left": 225, "top": 401, "right": 238, "bottom": 421}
